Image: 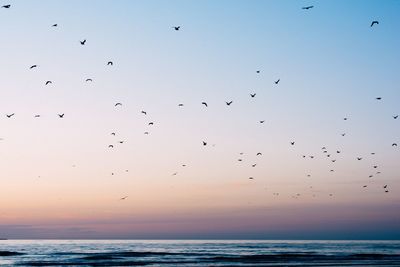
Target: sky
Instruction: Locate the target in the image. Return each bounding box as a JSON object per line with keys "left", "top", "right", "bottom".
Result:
{"left": 0, "top": 0, "right": 399, "bottom": 239}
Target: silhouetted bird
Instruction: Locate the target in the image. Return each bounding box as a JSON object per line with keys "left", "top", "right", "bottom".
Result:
{"left": 383, "top": 185, "right": 388, "bottom": 189}
{"left": 393, "top": 143, "right": 398, "bottom": 147}
{"left": 371, "top": 21, "right": 379, "bottom": 27}
{"left": 259, "top": 120, "right": 265, "bottom": 123}
{"left": 30, "top": 65, "right": 38, "bottom": 69}
{"left": 393, "top": 115, "right": 398, "bottom": 119}
{"left": 201, "top": 102, "right": 208, "bottom": 107}
{"left": 6, "top": 113, "right": 15, "bottom": 118}
{"left": 52, "top": 24, "right": 57, "bottom": 27}
{"left": 108, "top": 145, "right": 114, "bottom": 148}
{"left": 256, "top": 70, "right": 260, "bottom": 73}
{"left": 80, "top": 39, "right": 86, "bottom": 45}
{"left": 141, "top": 111, "right": 147, "bottom": 115}
{"left": 376, "top": 97, "right": 382, "bottom": 100}
{"left": 173, "top": 26, "right": 180, "bottom": 31}
{"left": 341, "top": 133, "right": 346, "bottom": 136}
{"left": 34, "top": 115, "right": 41, "bottom": 118}
{"left": 1, "top": 5, "right": 10, "bottom": 8}
{"left": 274, "top": 79, "right": 280, "bottom": 84}
{"left": 86, "top": 78, "right": 93, "bottom": 82}
{"left": 302, "top": 5, "right": 314, "bottom": 10}
{"left": 290, "top": 142, "right": 295, "bottom": 145}
{"left": 357, "top": 157, "right": 363, "bottom": 161}
{"left": 178, "top": 103, "right": 184, "bottom": 106}
{"left": 45, "top": 81, "right": 52, "bottom": 85}
{"left": 115, "top": 103, "right": 122, "bottom": 106}
{"left": 120, "top": 196, "right": 128, "bottom": 200}
{"left": 111, "top": 133, "right": 116, "bottom": 136}
{"left": 252, "top": 164, "right": 257, "bottom": 167}
{"left": 107, "top": 61, "right": 113, "bottom": 66}
{"left": 256, "top": 152, "right": 262, "bottom": 156}
{"left": 249, "top": 177, "right": 254, "bottom": 180}
{"left": 226, "top": 101, "right": 233, "bottom": 106}
{"left": 148, "top": 122, "right": 154, "bottom": 125}
{"left": 58, "top": 114, "right": 64, "bottom": 118}
{"left": 202, "top": 141, "right": 207, "bottom": 146}
{"left": 250, "top": 93, "right": 256, "bottom": 98}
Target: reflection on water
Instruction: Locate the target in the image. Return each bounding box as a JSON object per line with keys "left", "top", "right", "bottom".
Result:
{"left": 1, "top": 240, "right": 400, "bottom": 266}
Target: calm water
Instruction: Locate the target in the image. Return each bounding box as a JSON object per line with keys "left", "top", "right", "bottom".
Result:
{"left": 0, "top": 240, "right": 400, "bottom": 266}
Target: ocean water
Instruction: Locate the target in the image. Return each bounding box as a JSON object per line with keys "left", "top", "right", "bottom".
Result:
{"left": 0, "top": 240, "right": 400, "bottom": 266}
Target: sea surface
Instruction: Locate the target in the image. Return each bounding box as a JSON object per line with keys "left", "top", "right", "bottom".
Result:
{"left": 1, "top": 240, "right": 400, "bottom": 266}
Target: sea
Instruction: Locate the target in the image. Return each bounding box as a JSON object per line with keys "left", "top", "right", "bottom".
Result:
{"left": 1, "top": 240, "right": 400, "bottom": 266}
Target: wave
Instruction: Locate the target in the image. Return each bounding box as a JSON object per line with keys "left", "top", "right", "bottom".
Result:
{"left": 0, "top": 251, "right": 24, "bottom": 256}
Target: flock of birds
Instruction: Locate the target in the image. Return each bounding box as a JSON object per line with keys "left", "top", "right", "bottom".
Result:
{"left": 1, "top": 3, "right": 397, "bottom": 201}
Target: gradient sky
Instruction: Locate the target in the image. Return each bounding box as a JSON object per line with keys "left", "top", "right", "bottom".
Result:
{"left": 0, "top": 0, "right": 399, "bottom": 239}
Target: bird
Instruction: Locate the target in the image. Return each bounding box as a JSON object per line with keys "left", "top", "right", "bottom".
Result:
{"left": 357, "top": 157, "right": 363, "bottom": 161}
{"left": 120, "top": 196, "right": 128, "bottom": 200}
{"left": 107, "top": 61, "right": 113, "bottom": 66}
{"left": 58, "top": 113, "right": 64, "bottom": 118}
{"left": 52, "top": 23, "right": 58, "bottom": 27}
{"left": 1, "top": 5, "right": 10, "bottom": 8}
{"left": 370, "top": 21, "right": 379, "bottom": 27}
{"left": 393, "top": 115, "right": 398, "bottom": 119}
{"left": 248, "top": 177, "right": 254, "bottom": 180}
{"left": 363, "top": 185, "right": 368, "bottom": 188}
{"left": 141, "top": 111, "right": 147, "bottom": 115}
{"left": 302, "top": 5, "right": 314, "bottom": 10}
{"left": 202, "top": 141, "right": 207, "bottom": 146}
{"left": 34, "top": 115, "right": 41, "bottom": 118}
{"left": 173, "top": 26, "right": 180, "bottom": 31}
{"left": 250, "top": 93, "right": 256, "bottom": 98}
{"left": 178, "top": 103, "right": 184, "bottom": 107}
{"left": 256, "top": 70, "right": 260, "bottom": 73}
{"left": 118, "top": 141, "right": 124, "bottom": 144}
{"left": 172, "top": 172, "right": 178, "bottom": 176}
{"left": 259, "top": 120, "right": 265, "bottom": 123}
{"left": 80, "top": 39, "right": 86, "bottom": 45}
{"left": 85, "top": 78, "right": 93, "bottom": 82}
{"left": 108, "top": 145, "right": 114, "bottom": 148}
{"left": 226, "top": 101, "right": 233, "bottom": 106}
{"left": 341, "top": 133, "right": 346, "bottom": 137}
{"left": 30, "top": 65, "right": 38, "bottom": 69}
{"left": 45, "top": 81, "right": 52, "bottom": 85}
{"left": 6, "top": 113, "right": 15, "bottom": 118}
{"left": 201, "top": 102, "right": 208, "bottom": 107}
{"left": 392, "top": 143, "right": 398, "bottom": 147}
{"left": 256, "top": 152, "right": 262, "bottom": 156}
{"left": 148, "top": 122, "right": 154, "bottom": 125}
{"left": 115, "top": 103, "right": 122, "bottom": 107}
{"left": 383, "top": 185, "right": 388, "bottom": 189}
{"left": 144, "top": 131, "right": 149, "bottom": 135}
{"left": 290, "top": 141, "right": 295, "bottom": 145}
{"left": 111, "top": 132, "right": 116, "bottom": 136}
{"left": 373, "top": 165, "right": 378, "bottom": 169}
{"left": 337, "top": 150, "right": 341, "bottom": 154}
{"left": 238, "top": 159, "right": 243, "bottom": 162}
{"left": 274, "top": 79, "right": 280, "bottom": 84}
{"left": 376, "top": 97, "right": 382, "bottom": 100}
{"left": 252, "top": 164, "right": 257, "bottom": 167}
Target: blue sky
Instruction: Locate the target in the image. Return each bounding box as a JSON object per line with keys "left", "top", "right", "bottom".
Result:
{"left": 0, "top": 0, "right": 399, "bottom": 239}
